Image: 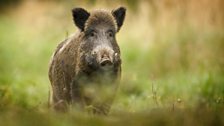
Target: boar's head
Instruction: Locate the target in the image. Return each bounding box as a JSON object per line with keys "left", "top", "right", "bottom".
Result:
{"left": 72, "top": 7, "right": 126, "bottom": 74}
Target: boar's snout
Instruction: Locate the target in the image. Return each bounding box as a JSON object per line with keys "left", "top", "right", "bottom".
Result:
{"left": 91, "top": 45, "right": 115, "bottom": 68}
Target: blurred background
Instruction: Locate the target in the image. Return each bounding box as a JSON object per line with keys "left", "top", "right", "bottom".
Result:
{"left": 0, "top": 0, "right": 224, "bottom": 125}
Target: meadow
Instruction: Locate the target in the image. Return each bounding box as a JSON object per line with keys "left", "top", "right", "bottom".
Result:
{"left": 0, "top": 0, "right": 224, "bottom": 125}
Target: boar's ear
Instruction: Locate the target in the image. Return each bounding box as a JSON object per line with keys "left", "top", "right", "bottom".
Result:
{"left": 72, "top": 8, "right": 90, "bottom": 31}
{"left": 112, "top": 7, "right": 126, "bottom": 32}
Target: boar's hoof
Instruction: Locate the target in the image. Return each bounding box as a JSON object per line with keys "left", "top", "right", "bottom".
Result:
{"left": 53, "top": 100, "right": 68, "bottom": 112}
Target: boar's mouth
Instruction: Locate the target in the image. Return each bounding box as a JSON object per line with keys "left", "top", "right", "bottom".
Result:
{"left": 100, "top": 58, "right": 113, "bottom": 67}
{"left": 85, "top": 54, "right": 114, "bottom": 72}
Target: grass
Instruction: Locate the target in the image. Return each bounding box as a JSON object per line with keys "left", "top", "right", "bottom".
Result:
{"left": 0, "top": 0, "right": 224, "bottom": 125}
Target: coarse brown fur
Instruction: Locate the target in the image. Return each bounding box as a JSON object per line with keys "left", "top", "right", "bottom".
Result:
{"left": 48, "top": 7, "right": 126, "bottom": 114}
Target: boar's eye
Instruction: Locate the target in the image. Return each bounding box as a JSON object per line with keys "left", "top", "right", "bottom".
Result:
{"left": 87, "top": 30, "right": 96, "bottom": 37}
{"left": 107, "top": 30, "right": 114, "bottom": 37}
{"left": 90, "top": 32, "right": 95, "bottom": 37}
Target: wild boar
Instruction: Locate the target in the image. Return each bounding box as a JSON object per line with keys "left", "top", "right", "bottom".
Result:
{"left": 48, "top": 7, "right": 126, "bottom": 115}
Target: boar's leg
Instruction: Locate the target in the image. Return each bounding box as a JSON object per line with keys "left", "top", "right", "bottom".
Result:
{"left": 52, "top": 99, "right": 68, "bottom": 112}
{"left": 50, "top": 64, "right": 71, "bottom": 112}
{"left": 51, "top": 80, "right": 69, "bottom": 112}
{"left": 70, "top": 73, "right": 84, "bottom": 109}
{"left": 92, "top": 103, "right": 111, "bottom": 115}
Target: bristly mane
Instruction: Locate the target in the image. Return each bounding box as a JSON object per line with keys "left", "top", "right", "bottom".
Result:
{"left": 85, "top": 10, "right": 117, "bottom": 32}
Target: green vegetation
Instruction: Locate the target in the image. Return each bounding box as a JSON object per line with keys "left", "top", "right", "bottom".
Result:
{"left": 0, "top": 0, "right": 224, "bottom": 125}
